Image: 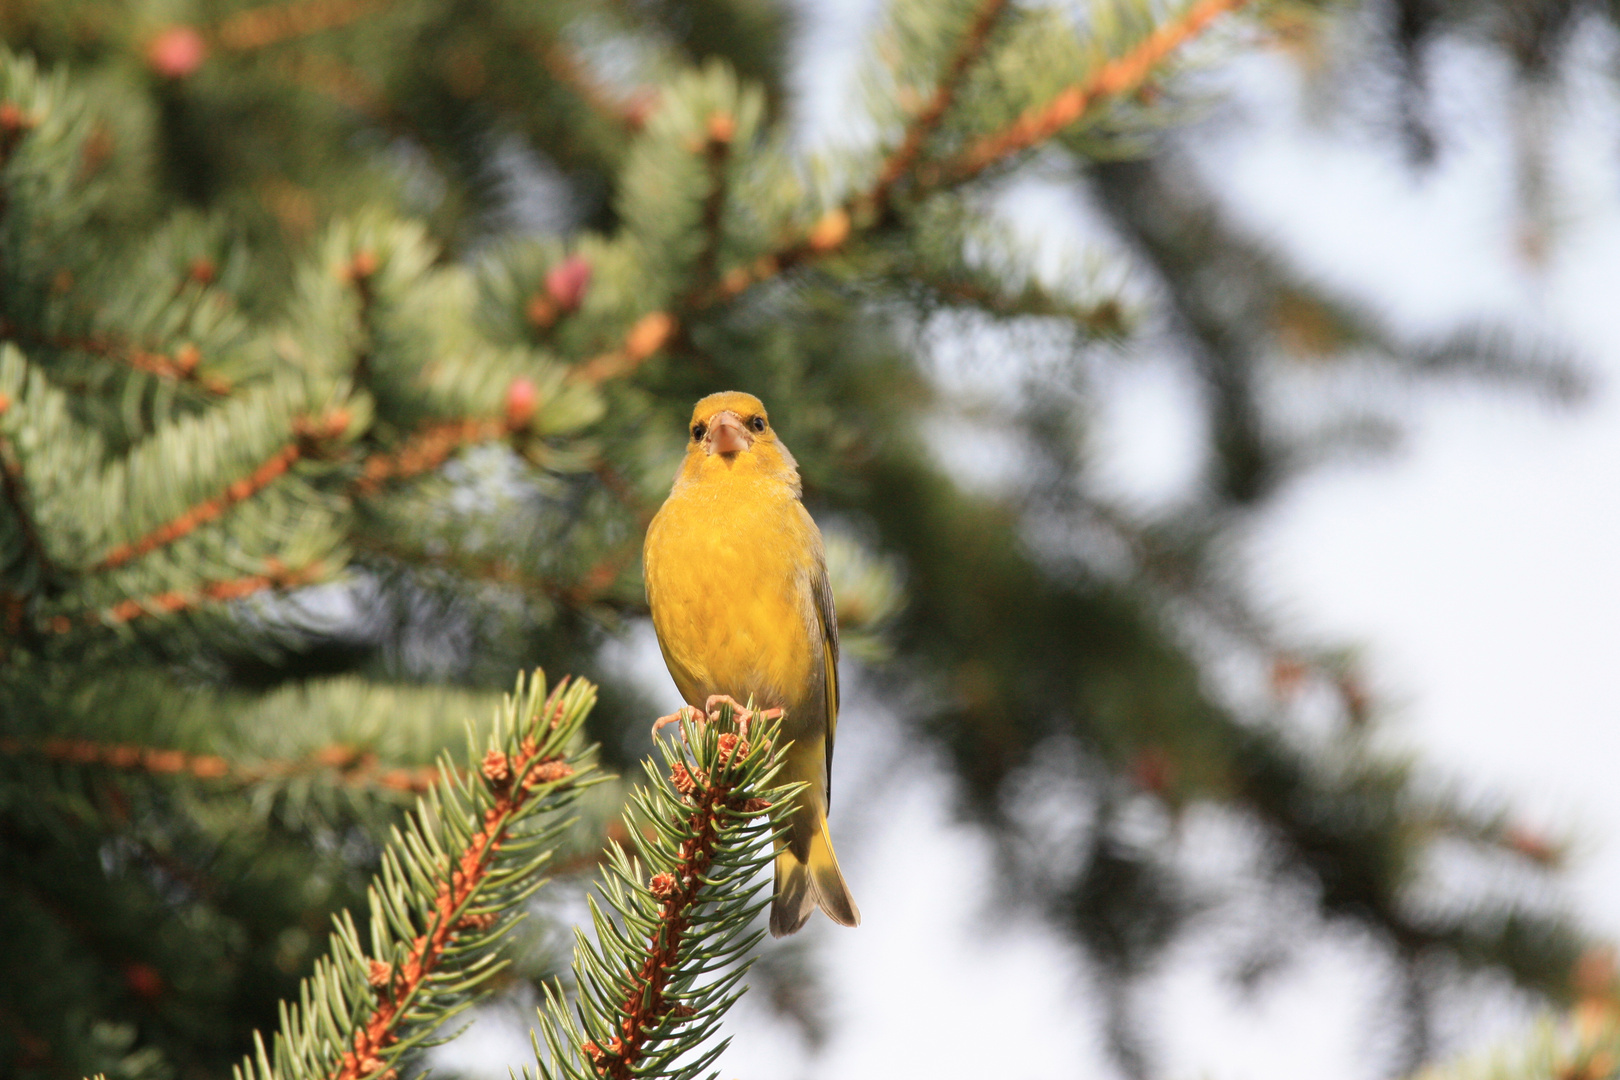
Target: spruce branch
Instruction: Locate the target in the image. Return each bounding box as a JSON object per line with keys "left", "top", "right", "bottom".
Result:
{"left": 92, "top": 410, "right": 350, "bottom": 572}
{"left": 269, "top": 49, "right": 417, "bottom": 137}
{"left": 234, "top": 671, "right": 604, "bottom": 1080}
{"left": 666, "top": 0, "right": 1247, "bottom": 318}
{"left": 559, "top": 29, "right": 980, "bottom": 375}
{"left": 865, "top": 0, "right": 1012, "bottom": 215}
{"left": 0, "top": 734, "right": 452, "bottom": 794}
{"left": 344, "top": 248, "right": 380, "bottom": 389}
{"left": 353, "top": 534, "right": 644, "bottom": 615}
{"left": 352, "top": 415, "right": 515, "bottom": 496}
{"left": 566, "top": 311, "right": 678, "bottom": 386}
{"left": 687, "top": 114, "right": 736, "bottom": 302}
{"left": 46, "top": 557, "right": 328, "bottom": 632}
{"left": 212, "top": 0, "right": 397, "bottom": 53}
{"left": 941, "top": 0, "right": 1253, "bottom": 181}
{"left": 529, "top": 710, "right": 796, "bottom": 1080}
{"left": 0, "top": 326, "right": 235, "bottom": 396}
{"left": 557, "top": 0, "right": 1207, "bottom": 373}
{"left": 521, "top": 32, "right": 651, "bottom": 132}
{"left": 914, "top": 268, "right": 1128, "bottom": 332}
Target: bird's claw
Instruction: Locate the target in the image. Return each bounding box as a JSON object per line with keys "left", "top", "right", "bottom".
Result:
{"left": 651, "top": 706, "right": 702, "bottom": 738}
{"left": 702, "top": 696, "right": 782, "bottom": 741}
{"left": 653, "top": 698, "right": 782, "bottom": 742}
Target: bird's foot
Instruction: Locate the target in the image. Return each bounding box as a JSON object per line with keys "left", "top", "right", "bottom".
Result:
{"left": 651, "top": 705, "right": 703, "bottom": 738}
{"left": 702, "top": 695, "right": 782, "bottom": 741}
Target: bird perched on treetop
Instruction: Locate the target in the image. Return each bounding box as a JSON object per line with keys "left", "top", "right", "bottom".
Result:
{"left": 643, "top": 391, "right": 859, "bottom": 936}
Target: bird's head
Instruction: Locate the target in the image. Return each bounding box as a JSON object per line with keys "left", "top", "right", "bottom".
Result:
{"left": 675, "top": 391, "right": 800, "bottom": 493}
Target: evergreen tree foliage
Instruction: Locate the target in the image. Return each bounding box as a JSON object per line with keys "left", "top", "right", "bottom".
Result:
{"left": 1415, "top": 950, "right": 1620, "bottom": 1080}
{"left": 0, "top": 0, "right": 1600, "bottom": 1076}
{"left": 231, "top": 670, "right": 604, "bottom": 1080}
{"left": 529, "top": 707, "right": 794, "bottom": 1080}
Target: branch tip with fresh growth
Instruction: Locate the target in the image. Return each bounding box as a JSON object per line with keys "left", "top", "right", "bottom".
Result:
{"left": 230, "top": 672, "right": 601, "bottom": 1080}
{"left": 531, "top": 711, "right": 797, "bottom": 1080}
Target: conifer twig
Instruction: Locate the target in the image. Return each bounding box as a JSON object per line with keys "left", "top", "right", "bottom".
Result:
{"left": 344, "top": 249, "right": 380, "bottom": 387}
{"left": 941, "top": 0, "right": 1252, "bottom": 181}
{"left": 352, "top": 416, "right": 514, "bottom": 495}
{"left": 530, "top": 710, "right": 794, "bottom": 1080}
{"left": 353, "top": 535, "right": 645, "bottom": 615}
{"left": 213, "top": 0, "right": 395, "bottom": 52}
{"left": 92, "top": 411, "right": 350, "bottom": 571}
{"left": 566, "top": 311, "right": 678, "bottom": 386}
{"left": 0, "top": 323, "right": 233, "bottom": 395}
{"left": 234, "top": 672, "right": 603, "bottom": 1080}
{"left": 588, "top": 746, "right": 745, "bottom": 1077}
{"left": 521, "top": 32, "right": 651, "bottom": 131}
{"left": 671, "top": 0, "right": 1246, "bottom": 317}
{"left": 0, "top": 735, "right": 449, "bottom": 793}
{"left": 864, "top": 0, "right": 1011, "bottom": 216}
{"left": 687, "top": 113, "right": 736, "bottom": 302}
{"left": 917, "top": 270, "right": 1127, "bottom": 331}
{"left": 47, "top": 558, "right": 327, "bottom": 632}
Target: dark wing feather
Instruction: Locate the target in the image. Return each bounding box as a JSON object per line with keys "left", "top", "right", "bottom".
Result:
{"left": 811, "top": 551, "right": 839, "bottom": 802}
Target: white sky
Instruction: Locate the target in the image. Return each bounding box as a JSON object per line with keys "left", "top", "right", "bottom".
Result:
{"left": 439, "top": 8, "right": 1620, "bottom": 1080}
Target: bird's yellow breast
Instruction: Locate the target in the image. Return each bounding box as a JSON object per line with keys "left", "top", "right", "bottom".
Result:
{"left": 644, "top": 470, "right": 819, "bottom": 712}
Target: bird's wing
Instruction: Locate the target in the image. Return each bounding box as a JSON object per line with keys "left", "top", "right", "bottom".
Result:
{"left": 811, "top": 546, "right": 840, "bottom": 802}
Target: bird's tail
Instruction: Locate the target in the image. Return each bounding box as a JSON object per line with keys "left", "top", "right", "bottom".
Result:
{"left": 770, "top": 813, "right": 859, "bottom": 937}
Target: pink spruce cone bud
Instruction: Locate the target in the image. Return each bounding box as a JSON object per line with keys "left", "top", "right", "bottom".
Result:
{"left": 544, "top": 255, "right": 592, "bottom": 312}
{"left": 147, "top": 27, "right": 208, "bottom": 79}
{"left": 505, "top": 377, "right": 538, "bottom": 429}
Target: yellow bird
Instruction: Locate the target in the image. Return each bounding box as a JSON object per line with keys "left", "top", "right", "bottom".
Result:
{"left": 643, "top": 391, "right": 859, "bottom": 936}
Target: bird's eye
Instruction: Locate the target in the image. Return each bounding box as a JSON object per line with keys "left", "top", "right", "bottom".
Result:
{"left": 748, "top": 416, "right": 766, "bottom": 433}
{"left": 691, "top": 422, "right": 707, "bottom": 441}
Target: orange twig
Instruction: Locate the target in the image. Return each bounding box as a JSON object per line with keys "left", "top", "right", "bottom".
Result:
{"left": 946, "top": 0, "right": 1251, "bottom": 179}
{"left": 566, "top": 311, "right": 678, "bottom": 386}
{"left": 0, "top": 322, "right": 234, "bottom": 396}
{"left": 695, "top": 0, "right": 1243, "bottom": 310}
{"left": 561, "top": 542, "right": 642, "bottom": 610}
{"left": 214, "top": 0, "right": 394, "bottom": 51}
{"left": 523, "top": 32, "right": 652, "bottom": 131}
{"left": 269, "top": 49, "right": 410, "bottom": 133}
{"left": 920, "top": 270, "right": 1128, "bottom": 331}
{"left": 646, "top": 3, "right": 1006, "bottom": 315}
{"left": 550, "top": 9, "right": 1010, "bottom": 383}
{"left": 353, "top": 529, "right": 645, "bottom": 614}
{"left": 335, "top": 724, "right": 575, "bottom": 1077}
{"left": 46, "top": 559, "right": 326, "bottom": 632}
{"left": 549, "top": 0, "right": 1238, "bottom": 390}
{"left": 865, "top": 0, "right": 1011, "bottom": 213}
{"left": 354, "top": 535, "right": 559, "bottom": 592}
{"left": 591, "top": 460, "right": 654, "bottom": 526}
{"left": 352, "top": 417, "right": 515, "bottom": 496}
{"left": 687, "top": 113, "right": 736, "bottom": 301}
{"left": 0, "top": 735, "right": 446, "bottom": 793}
{"left": 93, "top": 413, "right": 349, "bottom": 572}
{"left": 352, "top": 535, "right": 626, "bottom": 611}
{"left": 588, "top": 752, "right": 738, "bottom": 1079}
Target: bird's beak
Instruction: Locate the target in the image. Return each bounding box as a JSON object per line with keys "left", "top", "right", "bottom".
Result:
{"left": 707, "top": 411, "right": 751, "bottom": 456}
